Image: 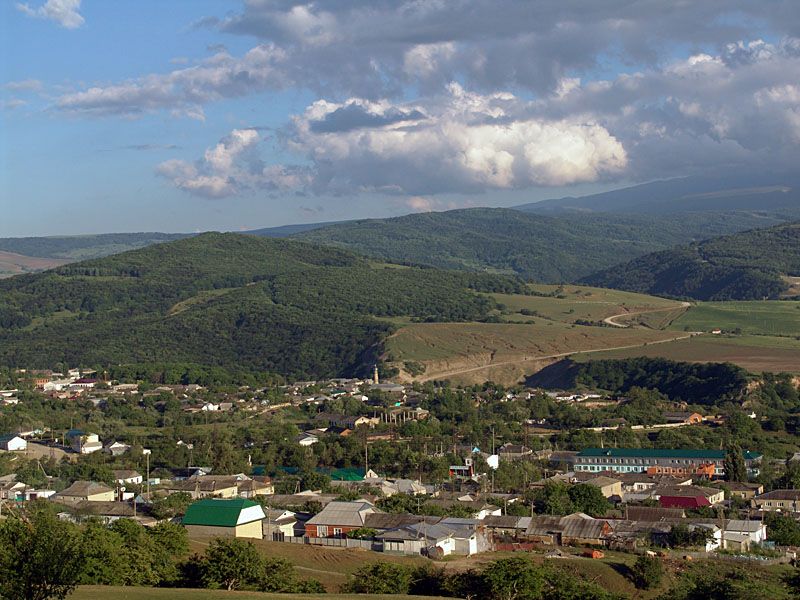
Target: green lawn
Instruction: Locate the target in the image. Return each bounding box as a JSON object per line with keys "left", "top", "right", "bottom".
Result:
{"left": 670, "top": 300, "right": 800, "bottom": 336}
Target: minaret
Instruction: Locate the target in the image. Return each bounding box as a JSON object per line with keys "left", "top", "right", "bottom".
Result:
{"left": 373, "top": 364, "right": 379, "bottom": 385}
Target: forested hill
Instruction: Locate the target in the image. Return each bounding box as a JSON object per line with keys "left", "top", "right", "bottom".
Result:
{"left": 0, "top": 232, "right": 190, "bottom": 260}
{"left": 582, "top": 222, "right": 800, "bottom": 300}
{"left": 294, "top": 207, "right": 794, "bottom": 283}
{"left": 0, "top": 233, "right": 522, "bottom": 378}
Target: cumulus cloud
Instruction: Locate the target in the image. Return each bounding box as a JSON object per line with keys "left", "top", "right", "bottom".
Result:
{"left": 17, "top": 0, "right": 84, "bottom": 29}
{"left": 156, "top": 129, "right": 311, "bottom": 198}
{"left": 159, "top": 86, "right": 626, "bottom": 198}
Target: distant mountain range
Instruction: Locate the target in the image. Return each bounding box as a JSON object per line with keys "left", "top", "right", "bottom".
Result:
{"left": 2, "top": 172, "right": 798, "bottom": 295}
{"left": 294, "top": 207, "right": 793, "bottom": 282}
{"left": 583, "top": 222, "right": 800, "bottom": 300}
{"left": 516, "top": 171, "right": 800, "bottom": 215}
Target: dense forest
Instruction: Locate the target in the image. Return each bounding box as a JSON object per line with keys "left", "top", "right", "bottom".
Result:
{"left": 0, "top": 233, "right": 523, "bottom": 378}
{"left": 530, "top": 357, "right": 750, "bottom": 406}
{"left": 296, "top": 207, "right": 795, "bottom": 283}
{"left": 583, "top": 222, "right": 800, "bottom": 300}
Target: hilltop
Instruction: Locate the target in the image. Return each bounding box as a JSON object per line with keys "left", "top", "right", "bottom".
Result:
{"left": 0, "top": 233, "right": 522, "bottom": 378}
{"left": 583, "top": 222, "right": 800, "bottom": 300}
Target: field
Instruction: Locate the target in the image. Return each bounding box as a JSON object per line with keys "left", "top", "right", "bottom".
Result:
{"left": 71, "top": 587, "right": 446, "bottom": 600}
{"left": 669, "top": 300, "right": 800, "bottom": 336}
{"left": 387, "top": 320, "right": 693, "bottom": 385}
{"left": 573, "top": 333, "right": 800, "bottom": 373}
{"left": 491, "top": 284, "right": 683, "bottom": 324}
{"left": 187, "top": 536, "right": 429, "bottom": 592}
{"left": 0, "top": 250, "right": 68, "bottom": 278}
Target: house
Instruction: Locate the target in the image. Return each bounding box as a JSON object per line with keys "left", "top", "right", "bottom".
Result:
{"left": 113, "top": 470, "right": 143, "bottom": 486}
{"left": 0, "top": 434, "right": 27, "bottom": 452}
{"left": 162, "top": 475, "right": 245, "bottom": 499}
{"left": 583, "top": 476, "right": 623, "bottom": 499}
{"left": 104, "top": 441, "right": 131, "bottom": 456}
{"left": 58, "top": 500, "right": 154, "bottom": 525}
{"left": 305, "top": 501, "right": 379, "bottom": 538}
{"left": 67, "top": 431, "right": 102, "bottom": 454}
{"left": 524, "top": 513, "right": 613, "bottom": 546}
{"left": 378, "top": 523, "right": 456, "bottom": 556}
{"left": 0, "top": 479, "right": 28, "bottom": 500}
{"left": 183, "top": 498, "right": 266, "bottom": 539}
{"left": 574, "top": 447, "right": 761, "bottom": 478}
{"left": 690, "top": 518, "right": 767, "bottom": 549}
{"left": 715, "top": 481, "right": 764, "bottom": 500}
{"left": 752, "top": 489, "right": 800, "bottom": 512}
{"left": 263, "top": 509, "right": 297, "bottom": 540}
{"left": 623, "top": 506, "right": 685, "bottom": 522}
{"left": 314, "top": 413, "right": 380, "bottom": 429}
{"left": 656, "top": 485, "right": 725, "bottom": 508}
{"left": 53, "top": 481, "right": 116, "bottom": 504}
{"left": 425, "top": 499, "right": 501, "bottom": 520}
{"left": 663, "top": 412, "right": 704, "bottom": 425}
{"left": 498, "top": 443, "right": 534, "bottom": 460}
{"left": 295, "top": 432, "right": 319, "bottom": 447}
{"left": 383, "top": 407, "right": 430, "bottom": 424}
{"left": 237, "top": 477, "right": 274, "bottom": 498}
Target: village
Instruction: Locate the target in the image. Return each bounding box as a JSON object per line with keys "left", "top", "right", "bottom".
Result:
{"left": 1, "top": 364, "right": 799, "bottom": 573}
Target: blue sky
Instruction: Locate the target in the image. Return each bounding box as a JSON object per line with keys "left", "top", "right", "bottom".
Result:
{"left": 2, "top": 1, "right": 798, "bottom": 236}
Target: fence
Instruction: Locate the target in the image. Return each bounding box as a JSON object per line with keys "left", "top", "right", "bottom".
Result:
{"left": 283, "top": 536, "right": 381, "bottom": 551}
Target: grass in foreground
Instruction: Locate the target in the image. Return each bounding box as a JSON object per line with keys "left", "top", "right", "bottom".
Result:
{"left": 71, "top": 587, "right": 447, "bottom": 600}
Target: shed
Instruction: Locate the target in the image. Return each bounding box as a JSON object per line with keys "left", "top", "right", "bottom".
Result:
{"left": 183, "top": 498, "right": 266, "bottom": 539}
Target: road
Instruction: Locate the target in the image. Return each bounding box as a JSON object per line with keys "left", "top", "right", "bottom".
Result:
{"left": 602, "top": 301, "right": 691, "bottom": 327}
{"left": 417, "top": 331, "right": 699, "bottom": 382}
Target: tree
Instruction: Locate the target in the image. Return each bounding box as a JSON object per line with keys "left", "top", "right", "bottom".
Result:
{"left": 723, "top": 442, "right": 747, "bottom": 482}
{"left": 536, "top": 481, "right": 573, "bottom": 515}
{"left": 258, "top": 557, "right": 324, "bottom": 593}
{"left": 342, "top": 562, "right": 412, "bottom": 595}
{"left": 151, "top": 492, "right": 193, "bottom": 520}
{"left": 200, "top": 538, "right": 265, "bottom": 591}
{"left": 481, "top": 556, "right": 544, "bottom": 600}
{"left": 0, "top": 503, "right": 85, "bottom": 600}
{"left": 567, "top": 484, "right": 610, "bottom": 517}
{"left": 630, "top": 555, "right": 663, "bottom": 589}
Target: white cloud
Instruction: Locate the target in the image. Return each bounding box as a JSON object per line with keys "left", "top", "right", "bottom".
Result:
{"left": 156, "top": 129, "right": 311, "bottom": 198}
{"left": 160, "top": 86, "right": 627, "bottom": 198}
{"left": 17, "top": 0, "right": 84, "bottom": 29}
{"left": 5, "top": 79, "right": 43, "bottom": 92}
{"left": 1, "top": 99, "right": 27, "bottom": 110}
{"left": 56, "top": 45, "right": 287, "bottom": 117}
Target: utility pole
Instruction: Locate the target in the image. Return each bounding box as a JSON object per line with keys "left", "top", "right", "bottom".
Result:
{"left": 143, "top": 448, "right": 152, "bottom": 499}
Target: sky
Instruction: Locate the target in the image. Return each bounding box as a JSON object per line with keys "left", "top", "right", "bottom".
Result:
{"left": 1, "top": 1, "right": 799, "bottom": 237}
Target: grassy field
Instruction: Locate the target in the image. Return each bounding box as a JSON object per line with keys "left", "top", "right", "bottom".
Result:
{"left": 669, "top": 300, "right": 800, "bottom": 336}
{"left": 387, "top": 320, "right": 691, "bottom": 385}
{"left": 573, "top": 333, "right": 800, "bottom": 373}
{"left": 491, "top": 284, "right": 683, "bottom": 325}
{"left": 71, "top": 587, "right": 447, "bottom": 600}
{"left": 188, "top": 537, "right": 429, "bottom": 592}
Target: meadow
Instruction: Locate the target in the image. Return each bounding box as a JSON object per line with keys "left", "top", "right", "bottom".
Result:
{"left": 669, "top": 300, "right": 800, "bottom": 336}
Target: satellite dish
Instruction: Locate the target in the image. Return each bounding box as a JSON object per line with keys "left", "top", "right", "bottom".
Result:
{"left": 487, "top": 455, "right": 500, "bottom": 470}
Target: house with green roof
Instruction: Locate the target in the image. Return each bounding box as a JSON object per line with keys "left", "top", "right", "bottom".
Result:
{"left": 182, "top": 498, "right": 266, "bottom": 539}
{"left": 574, "top": 448, "right": 762, "bottom": 478}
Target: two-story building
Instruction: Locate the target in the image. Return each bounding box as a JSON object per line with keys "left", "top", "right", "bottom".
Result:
{"left": 574, "top": 448, "right": 761, "bottom": 478}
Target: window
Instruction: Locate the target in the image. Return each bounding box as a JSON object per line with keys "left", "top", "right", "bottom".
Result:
{"left": 317, "top": 526, "right": 328, "bottom": 537}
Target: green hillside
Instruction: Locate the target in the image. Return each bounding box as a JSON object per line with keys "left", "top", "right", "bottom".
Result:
{"left": 295, "top": 207, "right": 797, "bottom": 283}
{"left": 583, "top": 222, "right": 800, "bottom": 300}
{"left": 0, "top": 233, "right": 522, "bottom": 378}
{"left": 0, "top": 232, "right": 190, "bottom": 260}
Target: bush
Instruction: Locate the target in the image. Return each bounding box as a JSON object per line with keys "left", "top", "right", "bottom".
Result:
{"left": 630, "top": 555, "right": 663, "bottom": 589}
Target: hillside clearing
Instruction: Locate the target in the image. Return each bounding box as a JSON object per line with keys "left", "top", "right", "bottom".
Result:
{"left": 573, "top": 333, "right": 800, "bottom": 374}
{"left": 669, "top": 300, "right": 800, "bottom": 336}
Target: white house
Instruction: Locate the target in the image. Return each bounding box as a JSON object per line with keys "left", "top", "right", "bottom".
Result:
{"left": 296, "top": 432, "right": 319, "bottom": 446}
{"left": 104, "top": 441, "right": 131, "bottom": 456}
{"left": 69, "top": 432, "right": 102, "bottom": 454}
{"left": 0, "top": 434, "right": 27, "bottom": 451}
{"left": 113, "top": 470, "right": 143, "bottom": 486}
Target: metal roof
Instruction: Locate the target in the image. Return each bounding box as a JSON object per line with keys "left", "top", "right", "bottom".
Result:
{"left": 306, "top": 501, "right": 377, "bottom": 527}
{"left": 183, "top": 498, "right": 263, "bottom": 527}
{"left": 577, "top": 447, "right": 761, "bottom": 460}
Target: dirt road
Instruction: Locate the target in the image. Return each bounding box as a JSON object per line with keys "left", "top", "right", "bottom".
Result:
{"left": 417, "top": 331, "right": 699, "bottom": 382}
{"left": 602, "top": 301, "right": 691, "bottom": 327}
